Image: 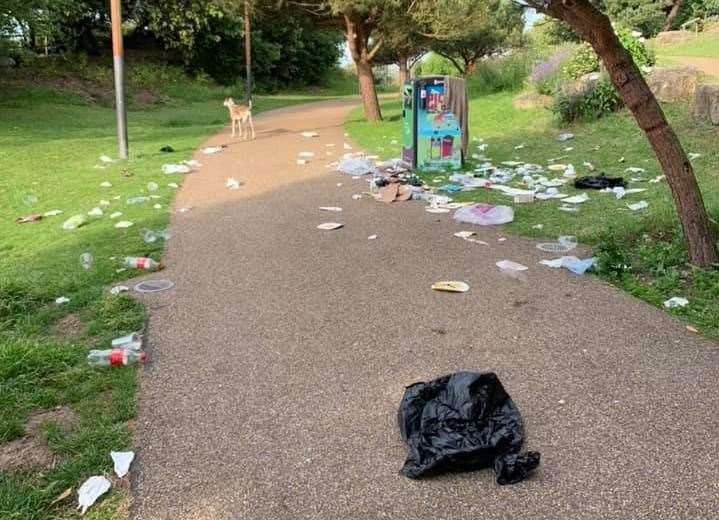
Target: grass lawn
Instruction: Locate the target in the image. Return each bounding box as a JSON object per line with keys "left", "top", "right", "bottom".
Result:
{"left": 0, "top": 72, "right": 333, "bottom": 518}
{"left": 346, "top": 92, "right": 719, "bottom": 338}
{"left": 651, "top": 26, "right": 719, "bottom": 58}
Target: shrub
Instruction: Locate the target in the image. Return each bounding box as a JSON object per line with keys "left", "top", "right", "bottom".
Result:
{"left": 529, "top": 47, "right": 573, "bottom": 95}
{"left": 562, "top": 42, "right": 600, "bottom": 80}
{"left": 551, "top": 73, "right": 622, "bottom": 123}
{"left": 617, "top": 29, "right": 655, "bottom": 68}
{"left": 414, "top": 53, "right": 458, "bottom": 76}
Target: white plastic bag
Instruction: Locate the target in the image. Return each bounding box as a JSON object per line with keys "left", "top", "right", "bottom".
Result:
{"left": 453, "top": 203, "right": 514, "bottom": 226}
{"left": 77, "top": 476, "right": 111, "bottom": 515}
{"left": 111, "top": 451, "right": 135, "bottom": 478}
{"left": 337, "top": 154, "right": 377, "bottom": 176}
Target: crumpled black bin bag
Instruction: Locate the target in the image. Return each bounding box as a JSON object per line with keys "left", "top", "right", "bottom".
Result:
{"left": 398, "top": 371, "right": 540, "bottom": 484}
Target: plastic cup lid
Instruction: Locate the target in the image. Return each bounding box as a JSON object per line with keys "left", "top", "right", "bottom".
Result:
{"left": 134, "top": 279, "right": 175, "bottom": 293}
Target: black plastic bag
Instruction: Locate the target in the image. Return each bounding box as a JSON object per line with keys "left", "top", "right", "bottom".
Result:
{"left": 574, "top": 174, "right": 626, "bottom": 189}
{"left": 398, "top": 371, "right": 540, "bottom": 484}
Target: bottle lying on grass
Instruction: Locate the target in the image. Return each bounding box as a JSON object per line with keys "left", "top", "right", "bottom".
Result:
{"left": 124, "top": 257, "right": 162, "bottom": 270}
{"left": 87, "top": 349, "right": 146, "bottom": 366}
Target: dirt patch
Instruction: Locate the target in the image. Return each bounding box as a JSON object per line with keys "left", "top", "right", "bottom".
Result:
{"left": 673, "top": 57, "right": 719, "bottom": 80}
{"left": 52, "top": 313, "right": 86, "bottom": 338}
{"left": 0, "top": 406, "right": 78, "bottom": 473}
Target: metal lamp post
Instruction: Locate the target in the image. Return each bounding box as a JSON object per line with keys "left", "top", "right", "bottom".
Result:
{"left": 110, "top": 0, "right": 128, "bottom": 159}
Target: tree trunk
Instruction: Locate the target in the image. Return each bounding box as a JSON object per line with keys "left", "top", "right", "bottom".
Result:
{"left": 344, "top": 14, "right": 382, "bottom": 121}
{"left": 463, "top": 60, "right": 477, "bottom": 78}
{"left": 244, "top": 0, "right": 252, "bottom": 103}
{"left": 542, "top": 0, "right": 717, "bottom": 266}
{"left": 663, "top": 0, "right": 684, "bottom": 32}
{"left": 398, "top": 54, "right": 409, "bottom": 88}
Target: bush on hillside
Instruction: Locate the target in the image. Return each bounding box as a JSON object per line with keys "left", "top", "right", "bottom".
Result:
{"left": 551, "top": 73, "right": 622, "bottom": 123}
{"left": 562, "top": 43, "right": 600, "bottom": 80}
{"left": 529, "top": 47, "right": 573, "bottom": 95}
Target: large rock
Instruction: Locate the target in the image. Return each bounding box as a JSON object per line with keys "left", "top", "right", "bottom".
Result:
{"left": 694, "top": 84, "right": 719, "bottom": 125}
{"left": 512, "top": 92, "right": 552, "bottom": 110}
{"left": 647, "top": 67, "right": 703, "bottom": 102}
{"left": 561, "top": 72, "right": 602, "bottom": 97}
{"left": 655, "top": 31, "right": 695, "bottom": 45}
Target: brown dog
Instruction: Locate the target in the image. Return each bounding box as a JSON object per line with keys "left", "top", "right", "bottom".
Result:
{"left": 223, "top": 97, "right": 255, "bottom": 139}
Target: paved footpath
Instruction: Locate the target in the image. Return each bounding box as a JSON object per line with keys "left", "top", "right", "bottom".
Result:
{"left": 132, "top": 99, "right": 719, "bottom": 520}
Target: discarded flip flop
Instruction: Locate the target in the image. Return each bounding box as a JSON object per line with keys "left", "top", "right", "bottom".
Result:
{"left": 317, "top": 222, "right": 343, "bottom": 230}
{"left": 16, "top": 214, "right": 42, "bottom": 224}
{"left": 431, "top": 281, "right": 470, "bottom": 293}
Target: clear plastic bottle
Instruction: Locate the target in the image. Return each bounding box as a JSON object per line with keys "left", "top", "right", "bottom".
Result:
{"left": 111, "top": 332, "right": 142, "bottom": 352}
{"left": 87, "top": 349, "right": 146, "bottom": 366}
{"left": 80, "top": 252, "right": 94, "bottom": 270}
{"left": 124, "top": 257, "right": 162, "bottom": 270}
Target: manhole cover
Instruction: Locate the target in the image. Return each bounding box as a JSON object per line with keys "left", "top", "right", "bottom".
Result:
{"left": 134, "top": 279, "right": 175, "bottom": 293}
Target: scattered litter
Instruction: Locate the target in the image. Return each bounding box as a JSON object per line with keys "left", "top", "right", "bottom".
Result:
{"left": 626, "top": 200, "right": 648, "bottom": 211}
{"left": 110, "top": 212, "right": 122, "bottom": 219}
{"left": 368, "top": 234, "right": 377, "bottom": 240}
{"left": 319, "top": 207, "right": 342, "bottom": 212}
{"left": 336, "top": 183, "right": 343, "bottom": 187}
{"left": 88, "top": 207, "right": 103, "bottom": 217}
{"left": 558, "top": 205, "right": 579, "bottom": 213}
{"left": 687, "top": 325, "right": 698, "bottom": 333}
{"left": 80, "top": 252, "right": 94, "bottom": 270}
{"left": 16, "top": 214, "right": 42, "bottom": 224}
{"left": 140, "top": 228, "right": 171, "bottom": 243}
{"left": 496, "top": 260, "right": 528, "bottom": 272}
{"left": 298, "top": 151, "right": 315, "bottom": 159}
{"left": 563, "top": 164, "right": 576, "bottom": 178}
{"left": 50, "top": 487, "right": 73, "bottom": 507}
{"left": 55, "top": 296, "right": 70, "bottom": 305}
{"left": 112, "top": 332, "right": 141, "bottom": 351}
{"left": 557, "top": 133, "right": 574, "bottom": 141}
{"left": 688, "top": 152, "right": 701, "bottom": 160}
{"left": 301, "top": 131, "right": 319, "bottom": 138}
{"left": 438, "top": 183, "right": 462, "bottom": 193}
{"left": 178, "top": 207, "right": 192, "bottom": 213}
{"left": 532, "top": 224, "right": 544, "bottom": 230}
{"left": 351, "top": 194, "right": 362, "bottom": 200}
{"left": 625, "top": 167, "right": 645, "bottom": 173}
{"left": 114, "top": 221, "right": 134, "bottom": 229}
{"left": 514, "top": 143, "right": 526, "bottom": 150}
{"left": 110, "top": 285, "right": 129, "bottom": 295}
{"left": 564, "top": 147, "right": 574, "bottom": 152}
{"left": 547, "top": 164, "right": 566, "bottom": 172}
{"left": 62, "top": 214, "right": 87, "bottom": 230}
{"left": 162, "top": 163, "right": 191, "bottom": 174}
{"left": 160, "top": 145, "right": 175, "bottom": 153}
{"left": 99, "top": 199, "right": 110, "bottom": 206}
{"left": 664, "top": 296, "right": 689, "bottom": 308}
{"left": 127, "top": 196, "right": 150, "bottom": 205}
{"left": 583, "top": 161, "right": 595, "bottom": 171}
{"left": 574, "top": 175, "right": 625, "bottom": 190}
{"left": 378, "top": 183, "right": 412, "bottom": 203}
{"left": 134, "top": 279, "right": 175, "bottom": 293}
{"left": 649, "top": 175, "right": 665, "bottom": 184}
{"left": 343, "top": 143, "right": 352, "bottom": 150}
{"left": 111, "top": 451, "right": 135, "bottom": 478}
{"left": 125, "top": 256, "right": 161, "bottom": 270}
{"left": 99, "top": 155, "right": 114, "bottom": 163}
{"left": 454, "top": 204, "right": 514, "bottom": 226}
{"left": 297, "top": 159, "right": 308, "bottom": 165}
{"left": 514, "top": 193, "right": 535, "bottom": 203}
{"left": 454, "top": 231, "right": 476, "bottom": 239}
{"left": 426, "top": 207, "right": 450, "bottom": 213}
{"left": 337, "top": 154, "right": 377, "bottom": 176}
{"left": 540, "top": 256, "right": 596, "bottom": 274}
{"left": 562, "top": 193, "right": 589, "bottom": 204}
{"left": 100, "top": 181, "right": 112, "bottom": 188}
{"left": 618, "top": 156, "right": 625, "bottom": 163}
{"left": 317, "top": 222, "right": 343, "bottom": 230}
{"left": 226, "top": 177, "right": 241, "bottom": 190}
{"left": 168, "top": 182, "right": 179, "bottom": 189}
{"left": 153, "top": 204, "right": 162, "bottom": 209}
{"left": 147, "top": 182, "right": 159, "bottom": 192}
{"left": 77, "top": 476, "right": 111, "bottom": 515}
{"left": 498, "top": 237, "right": 507, "bottom": 242}
{"left": 431, "top": 281, "right": 470, "bottom": 293}
{"left": 202, "top": 146, "right": 225, "bottom": 155}
{"left": 44, "top": 209, "right": 63, "bottom": 217}
{"left": 398, "top": 371, "right": 540, "bottom": 484}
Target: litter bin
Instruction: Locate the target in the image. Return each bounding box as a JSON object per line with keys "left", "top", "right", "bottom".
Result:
{"left": 402, "top": 76, "right": 467, "bottom": 171}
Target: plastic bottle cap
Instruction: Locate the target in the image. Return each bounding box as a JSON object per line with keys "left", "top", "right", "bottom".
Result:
{"left": 139, "top": 352, "right": 147, "bottom": 362}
